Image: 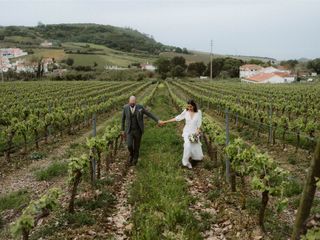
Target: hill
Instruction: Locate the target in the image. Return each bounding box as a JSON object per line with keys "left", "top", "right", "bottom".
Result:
{"left": 0, "top": 23, "right": 172, "bottom": 54}
{"left": 14, "top": 42, "right": 158, "bottom": 68}
{"left": 160, "top": 50, "right": 276, "bottom": 64}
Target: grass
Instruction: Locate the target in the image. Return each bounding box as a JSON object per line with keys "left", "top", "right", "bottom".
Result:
{"left": 199, "top": 211, "right": 216, "bottom": 231}
{"left": 64, "top": 211, "right": 96, "bottom": 227}
{"left": 34, "top": 161, "right": 68, "bottom": 181}
{"left": 0, "top": 189, "right": 30, "bottom": 212}
{"left": 288, "top": 154, "right": 298, "bottom": 165}
{"left": 30, "top": 210, "right": 95, "bottom": 240}
{"left": 64, "top": 42, "right": 156, "bottom": 68}
{"left": 129, "top": 87, "right": 202, "bottom": 239}
{"left": 29, "top": 151, "right": 47, "bottom": 160}
{"left": 75, "top": 190, "right": 115, "bottom": 211}
{"left": 284, "top": 177, "right": 303, "bottom": 197}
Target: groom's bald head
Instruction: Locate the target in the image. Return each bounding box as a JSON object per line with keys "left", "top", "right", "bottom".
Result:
{"left": 129, "top": 96, "right": 136, "bottom": 106}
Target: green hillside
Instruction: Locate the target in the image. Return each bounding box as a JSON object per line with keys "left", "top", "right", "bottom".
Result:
{"left": 160, "top": 50, "right": 276, "bottom": 64}
{"left": 0, "top": 23, "right": 172, "bottom": 54}
{"left": 10, "top": 42, "right": 157, "bottom": 68}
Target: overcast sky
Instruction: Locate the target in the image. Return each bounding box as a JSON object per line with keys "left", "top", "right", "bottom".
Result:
{"left": 1, "top": 0, "right": 319, "bottom": 60}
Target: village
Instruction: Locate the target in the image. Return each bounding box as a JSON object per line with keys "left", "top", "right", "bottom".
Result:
{"left": 0, "top": 47, "right": 55, "bottom": 74}
{"left": 0, "top": 46, "right": 318, "bottom": 83}
{"left": 0, "top": 46, "right": 158, "bottom": 77}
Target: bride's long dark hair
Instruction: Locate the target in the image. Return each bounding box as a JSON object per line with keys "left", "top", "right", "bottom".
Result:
{"left": 187, "top": 99, "right": 198, "bottom": 112}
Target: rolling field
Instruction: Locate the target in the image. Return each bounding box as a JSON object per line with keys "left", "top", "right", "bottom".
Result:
{"left": 8, "top": 42, "right": 157, "bottom": 68}
{"left": 0, "top": 80, "right": 319, "bottom": 240}
{"left": 160, "top": 51, "right": 276, "bottom": 64}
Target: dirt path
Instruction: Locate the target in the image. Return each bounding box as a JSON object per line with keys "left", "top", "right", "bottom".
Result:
{"left": 184, "top": 158, "right": 264, "bottom": 240}
{"left": 105, "top": 167, "right": 135, "bottom": 239}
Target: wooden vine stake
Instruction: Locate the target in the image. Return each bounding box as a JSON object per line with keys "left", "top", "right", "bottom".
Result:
{"left": 291, "top": 141, "right": 320, "bottom": 240}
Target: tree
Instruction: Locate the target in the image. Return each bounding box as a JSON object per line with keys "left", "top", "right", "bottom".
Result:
{"left": 187, "top": 62, "right": 206, "bottom": 77}
{"left": 171, "top": 65, "right": 185, "bottom": 78}
{"left": 247, "top": 59, "right": 265, "bottom": 66}
{"left": 280, "top": 59, "right": 299, "bottom": 70}
{"left": 205, "top": 57, "right": 243, "bottom": 78}
{"left": 307, "top": 58, "right": 320, "bottom": 74}
{"left": 155, "top": 57, "right": 170, "bottom": 79}
{"left": 206, "top": 58, "right": 225, "bottom": 78}
{"left": 175, "top": 47, "right": 183, "bottom": 53}
{"left": 222, "top": 58, "right": 243, "bottom": 78}
{"left": 171, "top": 56, "right": 187, "bottom": 68}
{"left": 66, "top": 58, "right": 74, "bottom": 66}
{"left": 170, "top": 56, "right": 187, "bottom": 78}
{"left": 182, "top": 48, "right": 189, "bottom": 54}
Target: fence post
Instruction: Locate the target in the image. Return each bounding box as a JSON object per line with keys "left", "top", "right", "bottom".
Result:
{"left": 269, "top": 103, "right": 273, "bottom": 144}
{"left": 236, "top": 97, "right": 239, "bottom": 127}
{"left": 225, "top": 108, "right": 230, "bottom": 183}
{"left": 91, "top": 113, "right": 97, "bottom": 184}
{"left": 48, "top": 103, "right": 52, "bottom": 137}
{"left": 93, "top": 113, "right": 97, "bottom": 137}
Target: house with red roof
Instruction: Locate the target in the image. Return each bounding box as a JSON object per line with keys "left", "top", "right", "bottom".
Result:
{"left": 0, "top": 48, "right": 28, "bottom": 58}
{"left": 239, "top": 64, "right": 295, "bottom": 83}
{"left": 241, "top": 72, "right": 295, "bottom": 84}
{"left": 239, "top": 64, "right": 264, "bottom": 78}
{"left": 140, "top": 63, "right": 156, "bottom": 72}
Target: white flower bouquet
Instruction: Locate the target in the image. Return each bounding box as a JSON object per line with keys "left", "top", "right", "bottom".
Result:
{"left": 188, "top": 133, "right": 200, "bottom": 143}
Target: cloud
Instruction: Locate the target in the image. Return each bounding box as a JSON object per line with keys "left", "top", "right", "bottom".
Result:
{"left": 1, "top": 0, "right": 319, "bottom": 59}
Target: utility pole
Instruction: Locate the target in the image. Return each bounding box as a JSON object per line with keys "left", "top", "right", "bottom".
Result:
{"left": 210, "top": 40, "right": 213, "bottom": 79}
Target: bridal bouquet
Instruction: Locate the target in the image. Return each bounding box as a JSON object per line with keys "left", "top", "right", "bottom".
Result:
{"left": 188, "top": 133, "right": 201, "bottom": 143}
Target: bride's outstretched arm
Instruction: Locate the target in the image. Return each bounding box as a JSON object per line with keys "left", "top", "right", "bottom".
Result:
{"left": 163, "top": 118, "right": 177, "bottom": 124}
{"left": 163, "top": 109, "right": 187, "bottom": 124}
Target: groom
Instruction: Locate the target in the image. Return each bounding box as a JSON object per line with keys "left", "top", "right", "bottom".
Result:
{"left": 121, "top": 96, "right": 163, "bottom": 165}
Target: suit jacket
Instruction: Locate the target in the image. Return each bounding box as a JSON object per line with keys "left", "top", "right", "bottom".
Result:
{"left": 122, "top": 104, "right": 159, "bottom": 134}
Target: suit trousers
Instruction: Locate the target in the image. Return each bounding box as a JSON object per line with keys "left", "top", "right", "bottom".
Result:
{"left": 127, "top": 129, "right": 142, "bottom": 162}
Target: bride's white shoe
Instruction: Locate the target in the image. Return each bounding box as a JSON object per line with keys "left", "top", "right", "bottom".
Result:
{"left": 183, "top": 163, "right": 192, "bottom": 169}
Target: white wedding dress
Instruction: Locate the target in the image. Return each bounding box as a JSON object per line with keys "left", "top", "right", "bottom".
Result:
{"left": 175, "top": 109, "right": 204, "bottom": 168}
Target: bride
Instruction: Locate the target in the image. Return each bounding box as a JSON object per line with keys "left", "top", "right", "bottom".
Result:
{"left": 162, "top": 99, "right": 204, "bottom": 169}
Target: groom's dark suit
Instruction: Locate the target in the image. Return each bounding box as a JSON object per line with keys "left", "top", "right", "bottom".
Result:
{"left": 121, "top": 104, "right": 159, "bottom": 164}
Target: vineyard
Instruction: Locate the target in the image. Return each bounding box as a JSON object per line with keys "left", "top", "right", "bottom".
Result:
{"left": 0, "top": 81, "right": 150, "bottom": 161}
{"left": 0, "top": 80, "right": 319, "bottom": 240}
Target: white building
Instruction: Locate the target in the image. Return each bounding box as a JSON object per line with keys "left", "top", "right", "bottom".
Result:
{"left": 263, "top": 66, "right": 291, "bottom": 74}
{"left": 42, "top": 58, "right": 54, "bottom": 73}
{"left": 0, "top": 57, "right": 11, "bottom": 72}
{"left": 40, "top": 40, "right": 53, "bottom": 47}
{"left": 141, "top": 63, "right": 156, "bottom": 72}
{"left": 311, "top": 72, "right": 318, "bottom": 77}
{"left": 0, "top": 48, "right": 28, "bottom": 58}
{"left": 242, "top": 72, "right": 295, "bottom": 84}
{"left": 105, "top": 65, "right": 128, "bottom": 71}
{"left": 239, "top": 64, "right": 264, "bottom": 78}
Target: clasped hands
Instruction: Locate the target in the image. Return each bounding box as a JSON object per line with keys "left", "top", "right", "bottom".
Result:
{"left": 158, "top": 120, "right": 166, "bottom": 127}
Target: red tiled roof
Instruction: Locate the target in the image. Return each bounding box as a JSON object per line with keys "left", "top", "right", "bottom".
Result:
{"left": 240, "top": 64, "right": 263, "bottom": 70}
{"left": 274, "top": 72, "right": 290, "bottom": 77}
{"left": 246, "top": 72, "right": 291, "bottom": 82}
{"left": 276, "top": 65, "right": 289, "bottom": 71}
{"left": 246, "top": 73, "right": 276, "bottom": 82}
